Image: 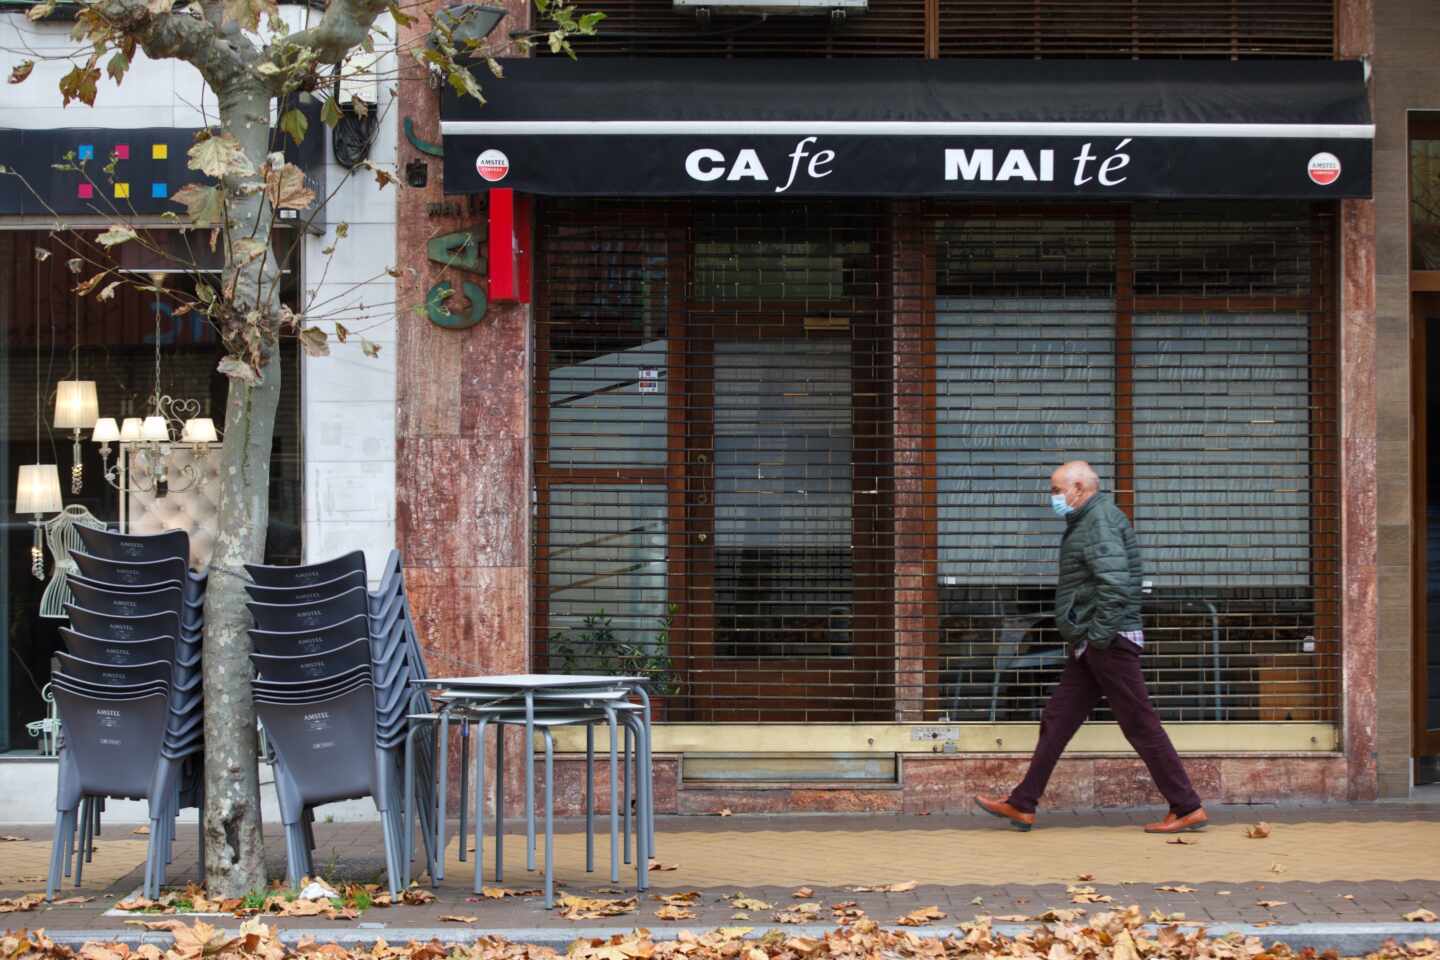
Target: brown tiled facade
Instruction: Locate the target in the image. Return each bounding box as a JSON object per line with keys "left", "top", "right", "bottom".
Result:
{"left": 393, "top": 0, "right": 1430, "bottom": 809}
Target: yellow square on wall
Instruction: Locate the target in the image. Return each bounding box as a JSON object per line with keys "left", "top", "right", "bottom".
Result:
{"left": 114, "top": 182, "right": 129, "bottom": 198}
{"left": 152, "top": 144, "right": 168, "bottom": 160}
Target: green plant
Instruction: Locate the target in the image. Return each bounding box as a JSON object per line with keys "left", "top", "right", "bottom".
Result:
{"left": 550, "top": 606, "right": 681, "bottom": 696}
{"left": 239, "top": 891, "right": 267, "bottom": 912}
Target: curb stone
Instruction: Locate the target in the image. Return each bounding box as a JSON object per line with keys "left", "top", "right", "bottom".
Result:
{"left": 25, "top": 923, "right": 1440, "bottom": 953}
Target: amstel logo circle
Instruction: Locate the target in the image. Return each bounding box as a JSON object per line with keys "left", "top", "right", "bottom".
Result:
{"left": 475, "top": 149, "right": 510, "bottom": 182}
{"left": 1307, "top": 152, "right": 1341, "bottom": 186}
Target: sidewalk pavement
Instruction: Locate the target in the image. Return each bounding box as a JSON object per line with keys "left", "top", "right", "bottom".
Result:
{"left": 2, "top": 802, "right": 1438, "bottom": 945}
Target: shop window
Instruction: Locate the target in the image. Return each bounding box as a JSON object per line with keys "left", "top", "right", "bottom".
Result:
{"left": 0, "top": 229, "right": 303, "bottom": 753}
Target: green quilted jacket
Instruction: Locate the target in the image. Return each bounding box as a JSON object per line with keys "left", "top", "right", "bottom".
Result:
{"left": 1054, "top": 492, "right": 1144, "bottom": 655}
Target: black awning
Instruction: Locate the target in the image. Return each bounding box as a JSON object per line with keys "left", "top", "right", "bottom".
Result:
{"left": 439, "top": 58, "right": 1373, "bottom": 199}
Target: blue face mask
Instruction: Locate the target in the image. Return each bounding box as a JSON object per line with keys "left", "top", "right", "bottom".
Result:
{"left": 1050, "top": 493, "right": 1075, "bottom": 518}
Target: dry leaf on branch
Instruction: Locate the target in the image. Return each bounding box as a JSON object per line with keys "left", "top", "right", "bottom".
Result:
{"left": 896, "top": 906, "right": 947, "bottom": 927}
{"left": 1245, "top": 822, "right": 1273, "bottom": 839}
{"left": 1404, "top": 908, "right": 1439, "bottom": 923}
{"left": 655, "top": 905, "right": 697, "bottom": 921}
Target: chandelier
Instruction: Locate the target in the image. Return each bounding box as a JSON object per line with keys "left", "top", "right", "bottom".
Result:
{"left": 86, "top": 275, "right": 221, "bottom": 499}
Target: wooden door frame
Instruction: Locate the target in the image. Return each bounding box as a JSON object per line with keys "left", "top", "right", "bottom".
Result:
{"left": 1412, "top": 293, "right": 1440, "bottom": 759}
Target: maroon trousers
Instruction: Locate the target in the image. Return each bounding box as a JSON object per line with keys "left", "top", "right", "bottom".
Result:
{"left": 1007, "top": 637, "right": 1203, "bottom": 816}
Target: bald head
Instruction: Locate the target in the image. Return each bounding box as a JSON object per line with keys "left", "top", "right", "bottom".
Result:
{"left": 1050, "top": 460, "right": 1101, "bottom": 511}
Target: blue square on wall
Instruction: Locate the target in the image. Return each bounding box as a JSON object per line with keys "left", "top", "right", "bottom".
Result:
{"left": 151, "top": 182, "right": 168, "bottom": 198}
{"left": 77, "top": 144, "right": 94, "bottom": 161}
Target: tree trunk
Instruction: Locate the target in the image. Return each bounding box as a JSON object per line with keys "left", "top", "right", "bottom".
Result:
{"left": 201, "top": 79, "right": 283, "bottom": 898}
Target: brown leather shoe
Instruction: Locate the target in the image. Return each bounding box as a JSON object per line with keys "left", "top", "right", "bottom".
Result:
{"left": 1143, "top": 807, "right": 1208, "bottom": 834}
{"left": 974, "top": 794, "right": 1035, "bottom": 831}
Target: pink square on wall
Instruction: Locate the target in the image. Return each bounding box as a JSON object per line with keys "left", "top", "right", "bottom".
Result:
{"left": 76, "top": 183, "right": 93, "bottom": 199}
{"left": 114, "top": 144, "right": 130, "bottom": 160}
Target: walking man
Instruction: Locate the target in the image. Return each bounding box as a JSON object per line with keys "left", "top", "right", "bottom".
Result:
{"left": 974, "top": 461, "right": 1207, "bottom": 834}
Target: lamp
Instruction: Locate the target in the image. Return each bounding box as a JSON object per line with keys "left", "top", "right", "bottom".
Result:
{"left": 91, "top": 418, "right": 120, "bottom": 445}
{"left": 18, "top": 250, "right": 64, "bottom": 580}
{"left": 431, "top": 3, "right": 507, "bottom": 48}
{"left": 93, "top": 278, "right": 221, "bottom": 499}
{"left": 181, "top": 417, "right": 219, "bottom": 447}
{"left": 16, "top": 463, "right": 63, "bottom": 516}
{"left": 54, "top": 379, "right": 98, "bottom": 494}
{"left": 54, "top": 293, "right": 99, "bottom": 493}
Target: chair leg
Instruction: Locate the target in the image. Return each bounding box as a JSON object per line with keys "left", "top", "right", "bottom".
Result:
{"left": 585, "top": 724, "right": 594, "bottom": 873}
{"left": 472, "top": 719, "right": 488, "bottom": 894}
{"left": 524, "top": 692, "right": 536, "bottom": 873}
{"left": 46, "top": 809, "right": 70, "bottom": 901}
{"left": 623, "top": 725, "right": 633, "bottom": 866}
{"left": 542, "top": 731, "right": 554, "bottom": 909}
{"left": 458, "top": 720, "right": 469, "bottom": 864}
{"left": 494, "top": 723, "right": 505, "bottom": 883}
{"left": 607, "top": 712, "right": 619, "bottom": 884}
{"left": 435, "top": 711, "right": 449, "bottom": 883}
{"left": 403, "top": 727, "right": 418, "bottom": 888}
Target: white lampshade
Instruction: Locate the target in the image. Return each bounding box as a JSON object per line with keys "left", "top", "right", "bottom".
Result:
{"left": 53, "top": 380, "right": 99, "bottom": 430}
{"left": 181, "top": 417, "right": 219, "bottom": 444}
{"left": 91, "top": 417, "right": 120, "bottom": 443}
{"left": 118, "top": 417, "right": 143, "bottom": 442}
{"left": 15, "top": 463, "right": 63, "bottom": 515}
{"left": 140, "top": 416, "right": 169, "bottom": 442}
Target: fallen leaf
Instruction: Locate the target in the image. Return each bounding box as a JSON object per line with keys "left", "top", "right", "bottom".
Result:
{"left": 1112, "top": 930, "right": 1141, "bottom": 960}
{"left": 1341, "top": 894, "right": 1356, "bottom": 901}
{"left": 439, "top": 916, "right": 477, "bottom": 924}
{"left": 1245, "top": 822, "right": 1272, "bottom": 839}
{"left": 849, "top": 881, "right": 917, "bottom": 893}
{"left": 1075, "top": 874, "right": 1095, "bottom": 882}
{"left": 993, "top": 914, "right": 1032, "bottom": 923}
{"left": 970, "top": 896, "right": 985, "bottom": 905}
{"left": 1256, "top": 900, "right": 1288, "bottom": 909}
{"left": 52, "top": 896, "right": 94, "bottom": 905}
{"left": 1404, "top": 909, "right": 1439, "bottom": 923}
{"left": 655, "top": 905, "right": 696, "bottom": 921}
{"left": 1166, "top": 837, "right": 1196, "bottom": 845}
{"left": 471, "top": 887, "right": 541, "bottom": 900}
{"left": 730, "top": 912, "right": 751, "bottom": 921}
{"left": 1269, "top": 862, "right": 1288, "bottom": 875}
{"left": 774, "top": 901, "right": 821, "bottom": 924}
{"left": 132, "top": 825, "right": 151, "bottom": 835}
{"left": 896, "top": 906, "right": 946, "bottom": 927}
{"left": 1155, "top": 885, "right": 1197, "bottom": 893}
{"left": 792, "top": 887, "right": 814, "bottom": 899}
{"left": 728, "top": 896, "right": 774, "bottom": 911}
{"left": 0, "top": 894, "right": 44, "bottom": 913}
{"left": 1036, "top": 908, "right": 1086, "bottom": 923}
{"left": 556, "top": 894, "right": 637, "bottom": 920}
{"left": 658, "top": 892, "right": 700, "bottom": 905}
{"left": 648, "top": 861, "right": 679, "bottom": 871}
{"left": 0, "top": 835, "right": 27, "bottom": 842}
{"left": 718, "top": 808, "right": 733, "bottom": 817}
{"left": 1217, "top": 891, "right": 1232, "bottom": 896}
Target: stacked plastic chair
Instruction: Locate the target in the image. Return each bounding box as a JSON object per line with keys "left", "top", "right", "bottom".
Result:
{"left": 47, "top": 527, "right": 205, "bottom": 900}
{"left": 245, "top": 549, "right": 437, "bottom": 895}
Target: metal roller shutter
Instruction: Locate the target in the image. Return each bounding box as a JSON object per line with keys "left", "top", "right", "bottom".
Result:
{"left": 533, "top": 200, "right": 1339, "bottom": 724}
